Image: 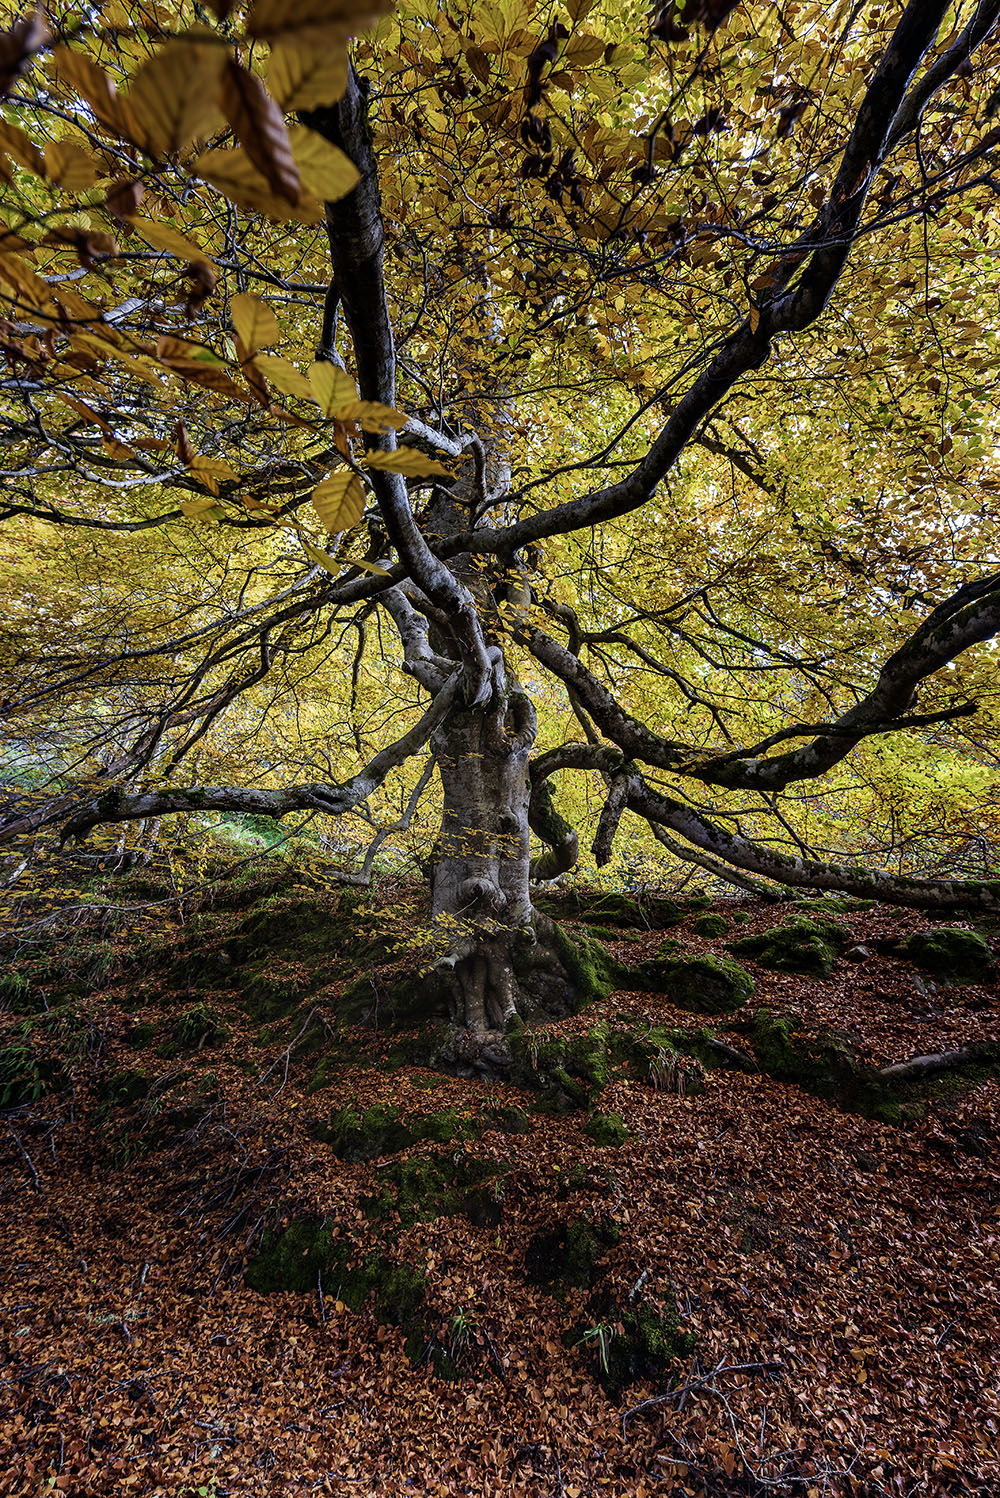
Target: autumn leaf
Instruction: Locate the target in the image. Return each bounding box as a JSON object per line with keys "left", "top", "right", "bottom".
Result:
{"left": 288, "top": 126, "right": 360, "bottom": 201}
{"left": 308, "top": 360, "right": 358, "bottom": 418}
{"left": 219, "top": 58, "right": 300, "bottom": 205}
{"left": 267, "top": 28, "right": 350, "bottom": 111}
{"left": 128, "top": 41, "right": 225, "bottom": 156}
{"left": 362, "top": 447, "right": 453, "bottom": 477}
{"left": 252, "top": 353, "right": 314, "bottom": 401}
{"left": 194, "top": 146, "right": 324, "bottom": 223}
{"left": 230, "top": 293, "right": 280, "bottom": 358}
{"left": 312, "top": 468, "right": 365, "bottom": 530}
{"left": 0, "top": 5, "right": 49, "bottom": 98}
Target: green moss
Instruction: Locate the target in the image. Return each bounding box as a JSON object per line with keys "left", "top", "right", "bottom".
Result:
{"left": 535, "top": 890, "right": 687, "bottom": 929}
{"left": 360, "top": 1149, "right": 502, "bottom": 1226}
{"left": 905, "top": 927, "right": 995, "bottom": 984}
{"left": 793, "top": 896, "right": 875, "bottom": 913}
{"left": 483, "top": 1102, "right": 532, "bottom": 1134}
{"left": 584, "top": 1110, "right": 629, "bottom": 1147}
{"left": 748, "top": 1008, "right": 860, "bottom": 1088}
{"left": 310, "top": 1103, "right": 473, "bottom": 1161}
{"left": 157, "top": 1003, "right": 226, "bottom": 1058}
{"left": 570, "top": 1294, "right": 695, "bottom": 1395}
{"left": 244, "top": 1219, "right": 431, "bottom": 1360}
{"left": 691, "top": 912, "right": 729, "bottom": 938}
{"left": 508, "top": 1023, "right": 614, "bottom": 1108}
{"left": 526, "top": 1212, "right": 620, "bottom": 1290}
{"left": 730, "top": 918, "right": 848, "bottom": 978}
{"left": 632, "top": 953, "right": 754, "bottom": 1013}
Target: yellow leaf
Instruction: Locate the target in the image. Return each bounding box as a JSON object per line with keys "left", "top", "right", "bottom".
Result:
{"left": 311, "top": 469, "right": 365, "bottom": 531}
{"left": 303, "top": 539, "right": 342, "bottom": 574}
{"left": 749, "top": 303, "right": 760, "bottom": 334}
{"left": 267, "top": 27, "right": 349, "bottom": 110}
{"left": 288, "top": 125, "right": 360, "bottom": 202}
{"left": 43, "top": 139, "right": 101, "bottom": 190}
{"left": 308, "top": 359, "right": 357, "bottom": 417}
{"left": 128, "top": 41, "right": 225, "bottom": 156}
{"left": 230, "top": 293, "right": 280, "bottom": 357}
{"left": 253, "top": 353, "right": 314, "bottom": 401}
{"left": 180, "top": 496, "right": 224, "bottom": 519}
{"left": 130, "top": 217, "right": 215, "bottom": 267}
{"left": 338, "top": 400, "right": 408, "bottom": 434}
{"left": 189, "top": 456, "right": 237, "bottom": 492}
{"left": 193, "top": 147, "right": 324, "bottom": 222}
{"left": 362, "top": 447, "right": 453, "bottom": 478}
{"left": 344, "top": 555, "right": 391, "bottom": 576}
{"left": 248, "top": 0, "right": 392, "bottom": 39}
{"left": 0, "top": 118, "right": 45, "bottom": 176}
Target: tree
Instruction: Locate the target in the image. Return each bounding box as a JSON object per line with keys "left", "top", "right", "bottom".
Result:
{"left": 2, "top": 0, "right": 1000, "bottom": 1043}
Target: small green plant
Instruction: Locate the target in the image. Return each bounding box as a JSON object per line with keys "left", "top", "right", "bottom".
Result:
{"left": 576, "top": 1322, "right": 613, "bottom": 1374}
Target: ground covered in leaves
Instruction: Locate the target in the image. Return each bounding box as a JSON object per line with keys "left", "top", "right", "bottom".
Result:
{"left": 1, "top": 843, "right": 999, "bottom": 1497}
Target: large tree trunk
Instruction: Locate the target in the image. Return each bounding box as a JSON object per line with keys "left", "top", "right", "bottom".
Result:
{"left": 428, "top": 666, "right": 589, "bottom": 1037}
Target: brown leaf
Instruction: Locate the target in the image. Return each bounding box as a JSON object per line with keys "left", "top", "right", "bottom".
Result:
{"left": 219, "top": 58, "right": 299, "bottom": 205}
{"left": 0, "top": 6, "right": 50, "bottom": 98}
{"left": 173, "top": 419, "right": 196, "bottom": 465}
{"left": 106, "top": 178, "right": 145, "bottom": 221}
{"left": 184, "top": 259, "right": 217, "bottom": 316}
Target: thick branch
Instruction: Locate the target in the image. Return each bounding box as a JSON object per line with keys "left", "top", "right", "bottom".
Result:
{"left": 625, "top": 774, "right": 1000, "bottom": 913}
{"left": 55, "top": 673, "right": 461, "bottom": 845}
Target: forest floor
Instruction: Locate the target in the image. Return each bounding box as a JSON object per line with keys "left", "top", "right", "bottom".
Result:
{"left": 1, "top": 841, "right": 999, "bottom": 1498}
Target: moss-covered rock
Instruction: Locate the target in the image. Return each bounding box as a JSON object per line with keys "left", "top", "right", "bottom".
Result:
{"left": 310, "top": 1102, "right": 473, "bottom": 1161}
{"left": 508, "top": 1023, "right": 615, "bottom": 1108}
{"left": 525, "top": 1211, "right": 620, "bottom": 1290}
{"left": 749, "top": 1008, "right": 863, "bottom": 1090}
{"left": 534, "top": 889, "right": 690, "bottom": 929}
{"left": 584, "top": 1110, "right": 629, "bottom": 1147}
{"left": 730, "top": 917, "right": 848, "bottom": 978}
{"left": 691, "top": 912, "right": 729, "bottom": 938}
{"left": 360, "top": 1149, "right": 503, "bottom": 1226}
{"left": 632, "top": 952, "right": 755, "bottom": 1014}
{"left": 905, "top": 927, "right": 995, "bottom": 984}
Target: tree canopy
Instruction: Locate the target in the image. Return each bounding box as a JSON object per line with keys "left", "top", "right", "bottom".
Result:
{"left": 2, "top": 0, "right": 1000, "bottom": 1029}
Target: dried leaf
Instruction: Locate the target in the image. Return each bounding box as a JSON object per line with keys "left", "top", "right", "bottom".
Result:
{"left": 219, "top": 58, "right": 300, "bottom": 205}
{"left": 0, "top": 6, "right": 50, "bottom": 98}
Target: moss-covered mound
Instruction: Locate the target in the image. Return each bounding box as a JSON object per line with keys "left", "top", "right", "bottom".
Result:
{"left": 508, "top": 1019, "right": 751, "bottom": 1110}
{"left": 905, "top": 927, "right": 995, "bottom": 985}
{"left": 360, "top": 1148, "right": 504, "bottom": 1227}
{"left": 691, "top": 912, "right": 729, "bottom": 938}
{"left": 730, "top": 917, "right": 849, "bottom": 978}
{"left": 584, "top": 1110, "right": 630, "bottom": 1147}
{"left": 310, "top": 1102, "right": 472, "bottom": 1161}
{"left": 749, "top": 1009, "right": 865, "bottom": 1092}
{"left": 746, "top": 1008, "right": 1000, "bottom": 1123}
{"left": 632, "top": 952, "right": 755, "bottom": 1014}
{"left": 245, "top": 1219, "right": 431, "bottom": 1361}
{"left": 534, "top": 889, "right": 703, "bottom": 930}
